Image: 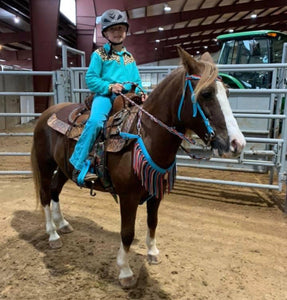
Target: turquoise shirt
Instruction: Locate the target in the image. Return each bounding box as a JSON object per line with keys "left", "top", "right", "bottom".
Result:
{"left": 85, "top": 43, "right": 144, "bottom": 95}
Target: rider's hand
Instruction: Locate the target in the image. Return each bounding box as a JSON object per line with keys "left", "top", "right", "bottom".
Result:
{"left": 141, "top": 94, "right": 148, "bottom": 102}
{"left": 109, "top": 83, "right": 124, "bottom": 94}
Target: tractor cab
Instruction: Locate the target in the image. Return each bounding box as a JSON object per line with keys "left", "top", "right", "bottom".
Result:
{"left": 217, "top": 30, "right": 287, "bottom": 88}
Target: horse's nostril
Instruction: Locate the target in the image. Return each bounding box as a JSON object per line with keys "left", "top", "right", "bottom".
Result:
{"left": 231, "top": 139, "right": 245, "bottom": 153}
{"left": 231, "top": 139, "right": 238, "bottom": 153}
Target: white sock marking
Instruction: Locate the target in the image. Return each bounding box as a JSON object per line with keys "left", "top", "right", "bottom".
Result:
{"left": 146, "top": 233, "right": 159, "bottom": 256}
{"left": 51, "top": 200, "right": 69, "bottom": 229}
{"left": 44, "top": 205, "right": 60, "bottom": 242}
{"left": 117, "top": 242, "right": 133, "bottom": 279}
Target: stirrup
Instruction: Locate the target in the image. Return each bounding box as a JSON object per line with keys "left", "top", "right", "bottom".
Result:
{"left": 84, "top": 172, "right": 98, "bottom": 182}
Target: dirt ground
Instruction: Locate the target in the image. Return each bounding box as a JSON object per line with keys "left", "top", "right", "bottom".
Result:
{"left": 0, "top": 122, "right": 287, "bottom": 300}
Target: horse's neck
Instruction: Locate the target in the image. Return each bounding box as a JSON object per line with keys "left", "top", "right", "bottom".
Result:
{"left": 140, "top": 92, "right": 182, "bottom": 168}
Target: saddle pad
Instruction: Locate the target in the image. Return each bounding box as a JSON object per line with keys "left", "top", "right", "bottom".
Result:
{"left": 47, "top": 113, "right": 83, "bottom": 140}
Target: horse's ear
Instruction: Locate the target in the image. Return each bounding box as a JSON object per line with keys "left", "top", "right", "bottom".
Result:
{"left": 177, "top": 46, "right": 201, "bottom": 74}
{"left": 200, "top": 52, "right": 214, "bottom": 64}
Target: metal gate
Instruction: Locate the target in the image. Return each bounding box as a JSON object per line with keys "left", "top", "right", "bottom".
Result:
{"left": 0, "top": 46, "right": 287, "bottom": 209}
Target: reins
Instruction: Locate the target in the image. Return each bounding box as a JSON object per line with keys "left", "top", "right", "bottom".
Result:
{"left": 120, "top": 75, "right": 217, "bottom": 159}
{"left": 119, "top": 90, "right": 197, "bottom": 147}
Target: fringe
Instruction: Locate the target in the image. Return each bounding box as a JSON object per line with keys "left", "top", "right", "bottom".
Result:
{"left": 133, "top": 140, "right": 176, "bottom": 200}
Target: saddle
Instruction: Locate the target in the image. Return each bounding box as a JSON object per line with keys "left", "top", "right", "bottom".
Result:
{"left": 47, "top": 93, "right": 143, "bottom": 195}
{"left": 47, "top": 93, "right": 142, "bottom": 151}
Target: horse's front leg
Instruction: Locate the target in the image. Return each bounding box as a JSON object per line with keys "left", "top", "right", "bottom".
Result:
{"left": 146, "top": 196, "right": 161, "bottom": 264}
{"left": 117, "top": 195, "right": 138, "bottom": 288}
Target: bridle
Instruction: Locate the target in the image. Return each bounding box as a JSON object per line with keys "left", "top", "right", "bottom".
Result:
{"left": 177, "top": 74, "right": 215, "bottom": 143}
{"left": 120, "top": 74, "right": 218, "bottom": 147}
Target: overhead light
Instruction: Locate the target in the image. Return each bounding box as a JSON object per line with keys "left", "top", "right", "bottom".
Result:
{"left": 155, "top": 48, "right": 158, "bottom": 51}
{"left": 196, "top": 51, "right": 200, "bottom": 54}
{"left": 158, "top": 27, "right": 164, "bottom": 31}
{"left": 164, "top": 4, "right": 171, "bottom": 12}
{"left": 57, "top": 39, "right": 63, "bottom": 46}
{"left": 251, "top": 14, "right": 257, "bottom": 19}
{"left": 14, "top": 16, "right": 20, "bottom": 24}
{"left": 229, "top": 29, "right": 234, "bottom": 33}
{"left": 204, "top": 46, "right": 208, "bottom": 49}
{"left": 156, "top": 39, "right": 160, "bottom": 43}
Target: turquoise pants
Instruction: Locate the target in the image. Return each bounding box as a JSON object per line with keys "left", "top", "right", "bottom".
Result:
{"left": 69, "top": 95, "right": 113, "bottom": 171}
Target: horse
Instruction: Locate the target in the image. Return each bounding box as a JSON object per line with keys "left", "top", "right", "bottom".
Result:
{"left": 31, "top": 47, "right": 246, "bottom": 288}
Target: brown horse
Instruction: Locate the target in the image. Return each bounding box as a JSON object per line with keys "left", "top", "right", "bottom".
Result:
{"left": 31, "top": 48, "right": 245, "bottom": 288}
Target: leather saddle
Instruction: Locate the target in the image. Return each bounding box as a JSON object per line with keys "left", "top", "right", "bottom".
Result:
{"left": 47, "top": 93, "right": 142, "bottom": 153}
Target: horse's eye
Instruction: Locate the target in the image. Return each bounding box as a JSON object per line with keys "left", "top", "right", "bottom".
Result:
{"left": 201, "top": 90, "right": 212, "bottom": 99}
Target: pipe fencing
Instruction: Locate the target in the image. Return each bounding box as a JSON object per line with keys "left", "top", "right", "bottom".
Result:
{"left": 0, "top": 56, "right": 287, "bottom": 210}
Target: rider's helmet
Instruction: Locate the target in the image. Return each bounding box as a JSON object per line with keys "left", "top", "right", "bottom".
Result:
{"left": 101, "top": 9, "right": 129, "bottom": 36}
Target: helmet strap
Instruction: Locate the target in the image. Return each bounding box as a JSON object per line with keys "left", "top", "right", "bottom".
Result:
{"left": 109, "top": 40, "right": 123, "bottom": 46}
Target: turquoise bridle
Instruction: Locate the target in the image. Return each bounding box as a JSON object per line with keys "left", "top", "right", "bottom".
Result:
{"left": 177, "top": 74, "right": 215, "bottom": 140}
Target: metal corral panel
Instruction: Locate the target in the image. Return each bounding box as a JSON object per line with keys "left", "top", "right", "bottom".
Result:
{"left": 229, "top": 93, "right": 271, "bottom": 132}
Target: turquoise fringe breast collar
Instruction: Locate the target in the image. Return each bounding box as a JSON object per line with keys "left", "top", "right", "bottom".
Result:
{"left": 120, "top": 132, "right": 176, "bottom": 200}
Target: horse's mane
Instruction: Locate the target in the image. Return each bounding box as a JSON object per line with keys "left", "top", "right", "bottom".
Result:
{"left": 148, "top": 57, "right": 218, "bottom": 103}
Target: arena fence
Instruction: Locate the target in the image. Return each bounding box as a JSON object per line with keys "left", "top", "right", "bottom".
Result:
{"left": 0, "top": 47, "right": 287, "bottom": 211}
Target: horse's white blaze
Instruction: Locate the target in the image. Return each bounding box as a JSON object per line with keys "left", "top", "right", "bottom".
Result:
{"left": 117, "top": 242, "right": 134, "bottom": 279}
{"left": 51, "top": 200, "right": 69, "bottom": 230}
{"left": 216, "top": 81, "right": 246, "bottom": 152}
{"left": 44, "top": 205, "right": 60, "bottom": 242}
{"left": 146, "top": 233, "right": 159, "bottom": 256}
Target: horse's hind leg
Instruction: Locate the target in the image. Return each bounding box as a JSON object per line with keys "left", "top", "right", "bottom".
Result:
{"left": 36, "top": 163, "right": 62, "bottom": 249}
{"left": 42, "top": 168, "right": 72, "bottom": 249}
{"left": 117, "top": 194, "right": 138, "bottom": 288}
{"left": 146, "top": 196, "right": 161, "bottom": 264}
{"left": 51, "top": 168, "right": 73, "bottom": 235}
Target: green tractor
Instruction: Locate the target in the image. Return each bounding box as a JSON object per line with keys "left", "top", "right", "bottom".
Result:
{"left": 217, "top": 30, "right": 287, "bottom": 89}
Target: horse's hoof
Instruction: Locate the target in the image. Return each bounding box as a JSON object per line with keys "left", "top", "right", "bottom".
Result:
{"left": 49, "top": 238, "right": 63, "bottom": 249}
{"left": 147, "top": 254, "right": 161, "bottom": 265}
{"left": 119, "top": 275, "right": 137, "bottom": 289}
{"left": 58, "top": 224, "right": 74, "bottom": 234}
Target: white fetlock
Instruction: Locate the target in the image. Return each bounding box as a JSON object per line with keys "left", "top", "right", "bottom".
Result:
{"left": 51, "top": 200, "right": 73, "bottom": 233}
{"left": 146, "top": 234, "right": 161, "bottom": 264}
{"left": 117, "top": 242, "right": 136, "bottom": 288}
{"left": 44, "top": 205, "right": 62, "bottom": 248}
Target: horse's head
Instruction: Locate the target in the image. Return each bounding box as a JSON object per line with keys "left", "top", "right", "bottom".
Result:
{"left": 177, "top": 47, "right": 246, "bottom": 158}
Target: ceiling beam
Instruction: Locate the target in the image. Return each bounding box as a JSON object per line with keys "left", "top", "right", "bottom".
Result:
{"left": 129, "top": 0, "right": 287, "bottom": 32}
{"left": 93, "top": 0, "right": 168, "bottom": 15}
{"left": 123, "top": 13, "right": 287, "bottom": 46}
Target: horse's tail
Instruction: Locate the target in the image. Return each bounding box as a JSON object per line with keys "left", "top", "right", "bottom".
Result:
{"left": 30, "top": 140, "right": 41, "bottom": 209}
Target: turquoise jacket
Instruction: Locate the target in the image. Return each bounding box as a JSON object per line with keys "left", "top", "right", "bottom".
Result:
{"left": 85, "top": 43, "right": 144, "bottom": 95}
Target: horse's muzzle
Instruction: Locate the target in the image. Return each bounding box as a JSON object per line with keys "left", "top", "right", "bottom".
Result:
{"left": 211, "top": 136, "right": 245, "bottom": 158}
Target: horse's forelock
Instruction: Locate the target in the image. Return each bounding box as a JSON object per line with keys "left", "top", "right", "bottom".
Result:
{"left": 194, "top": 61, "right": 218, "bottom": 98}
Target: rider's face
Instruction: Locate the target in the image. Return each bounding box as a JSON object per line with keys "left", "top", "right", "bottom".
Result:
{"left": 104, "top": 25, "right": 127, "bottom": 44}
